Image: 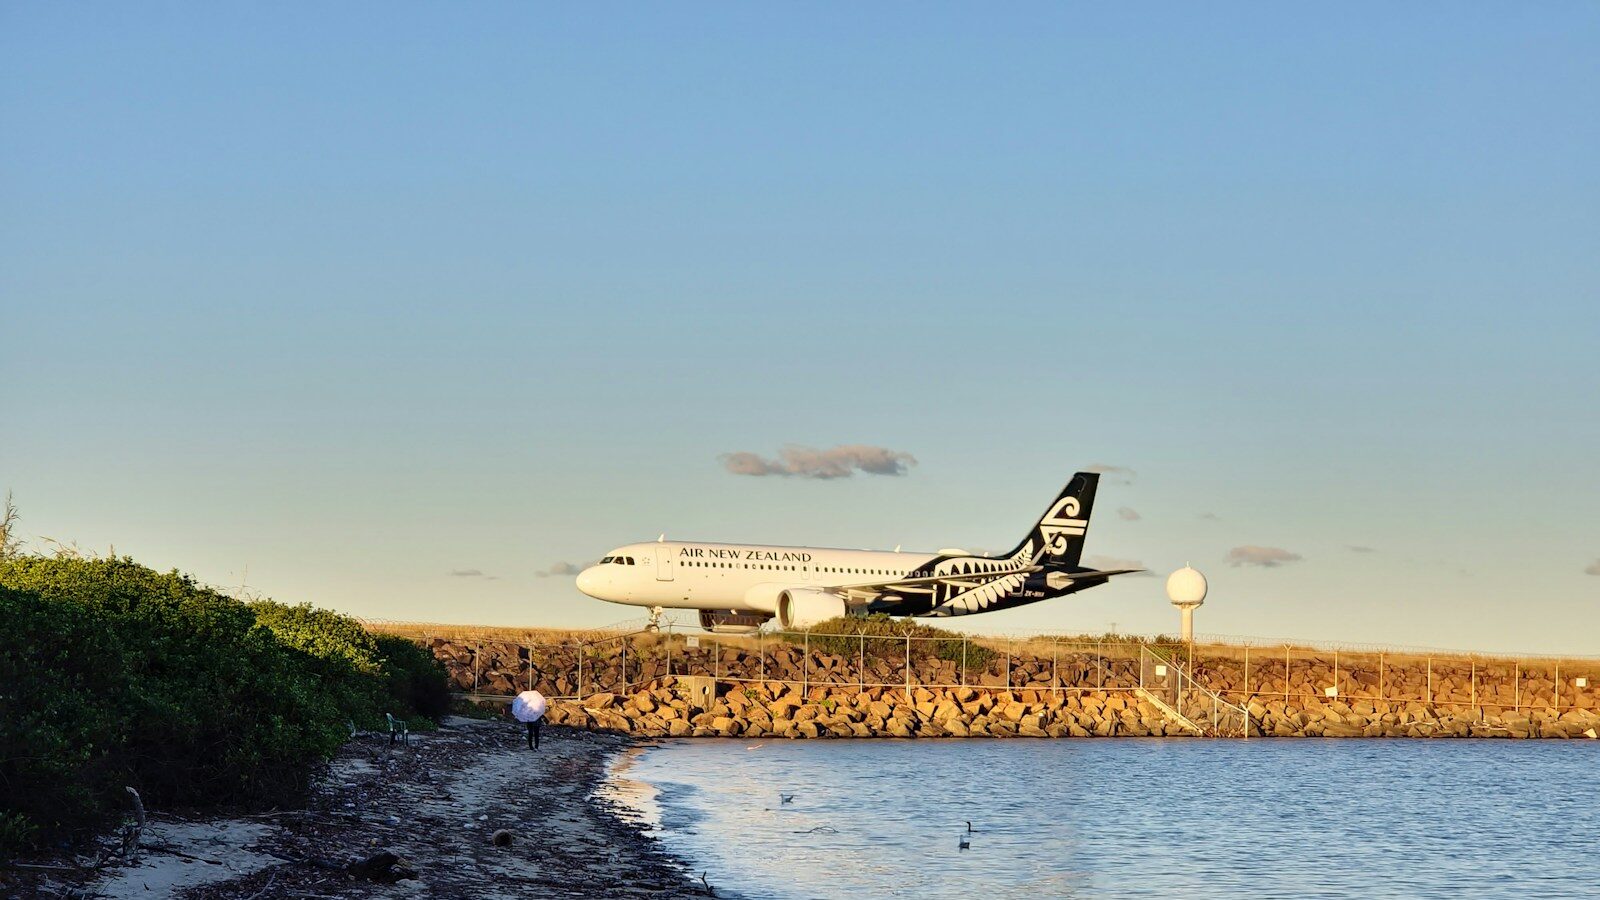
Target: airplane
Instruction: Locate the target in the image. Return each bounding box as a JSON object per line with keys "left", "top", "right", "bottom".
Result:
{"left": 574, "top": 471, "right": 1142, "bottom": 633}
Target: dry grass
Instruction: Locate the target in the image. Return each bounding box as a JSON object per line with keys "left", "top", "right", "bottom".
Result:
{"left": 361, "top": 619, "right": 638, "bottom": 646}
{"left": 362, "top": 617, "right": 1598, "bottom": 674}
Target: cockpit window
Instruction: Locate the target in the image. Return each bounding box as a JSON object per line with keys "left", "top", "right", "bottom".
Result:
{"left": 624, "top": 556, "right": 635, "bottom": 565}
{"left": 600, "top": 556, "right": 614, "bottom": 564}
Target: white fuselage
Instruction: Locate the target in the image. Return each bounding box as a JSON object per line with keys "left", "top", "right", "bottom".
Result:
{"left": 571, "top": 472, "right": 1121, "bottom": 629}
{"left": 576, "top": 540, "right": 1005, "bottom": 611}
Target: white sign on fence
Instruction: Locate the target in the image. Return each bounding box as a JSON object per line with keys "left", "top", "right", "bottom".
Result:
{"left": 686, "top": 636, "right": 699, "bottom": 648}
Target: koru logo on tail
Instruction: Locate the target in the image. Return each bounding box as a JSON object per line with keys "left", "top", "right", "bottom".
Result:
{"left": 1038, "top": 495, "right": 1086, "bottom": 556}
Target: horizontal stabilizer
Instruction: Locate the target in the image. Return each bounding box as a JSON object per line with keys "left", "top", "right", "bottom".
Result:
{"left": 1068, "top": 568, "right": 1144, "bottom": 580}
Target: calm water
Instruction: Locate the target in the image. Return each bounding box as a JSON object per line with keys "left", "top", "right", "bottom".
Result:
{"left": 609, "top": 739, "right": 1599, "bottom": 899}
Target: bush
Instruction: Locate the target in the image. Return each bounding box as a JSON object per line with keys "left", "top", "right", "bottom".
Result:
{"left": 248, "top": 600, "right": 389, "bottom": 730}
{"left": 247, "top": 602, "right": 448, "bottom": 730}
{"left": 375, "top": 634, "right": 451, "bottom": 725}
{"left": 800, "top": 614, "right": 997, "bottom": 668}
{"left": 0, "top": 556, "right": 450, "bottom": 860}
{"left": 248, "top": 600, "right": 383, "bottom": 673}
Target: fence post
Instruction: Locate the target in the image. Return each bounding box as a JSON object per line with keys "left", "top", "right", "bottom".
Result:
{"left": 759, "top": 630, "right": 766, "bottom": 692}
{"left": 1514, "top": 662, "right": 1520, "bottom": 710}
{"left": 1244, "top": 646, "right": 1250, "bottom": 703}
{"left": 1426, "top": 656, "right": 1432, "bottom": 703}
{"left": 904, "top": 633, "right": 911, "bottom": 700}
{"left": 1097, "top": 640, "right": 1103, "bottom": 690}
{"left": 961, "top": 635, "right": 967, "bottom": 688}
{"left": 666, "top": 625, "right": 673, "bottom": 679}
{"left": 1555, "top": 662, "right": 1560, "bottom": 711}
{"left": 1470, "top": 660, "right": 1476, "bottom": 715}
{"left": 715, "top": 638, "right": 721, "bottom": 684}
{"left": 1284, "top": 645, "right": 1290, "bottom": 705}
{"left": 803, "top": 631, "right": 810, "bottom": 695}
{"left": 472, "top": 645, "right": 480, "bottom": 694}
{"left": 528, "top": 645, "right": 534, "bottom": 692}
{"left": 622, "top": 639, "right": 629, "bottom": 692}
{"left": 576, "top": 642, "right": 583, "bottom": 700}
{"left": 1333, "top": 649, "right": 1339, "bottom": 698}
{"left": 1052, "top": 641, "right": 1059, "bottom": 700}
{"left": 858, "top": 633, "right": 864, "bottom": 692}
{"left": 1379, "top": 651, "right": 1385, "bottom": 702}
{"left": 1005, "top": 640, "right": 1012, "bottom": 690}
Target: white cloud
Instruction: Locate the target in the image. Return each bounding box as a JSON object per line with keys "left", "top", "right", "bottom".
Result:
{"left": 1117, "top": 506, "right": 1141, "bottom": 521}
{"left": 1225, "top": 545, "right": 1304, "bottom": 568}
{"left": 537, "top": 561, "right": 586, "bottom": 578}
{"left": 1085, "top": 464, "right": 1136, "bottom": 485}
{"left": 721, "top": 445, "right": 917, "bottom": 479}
{"left": 449, "top": 568, "right": 498, "bottom": 580}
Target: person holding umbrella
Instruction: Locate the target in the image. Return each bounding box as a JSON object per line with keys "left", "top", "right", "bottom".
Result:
{"left": 511, "top": 690, "right": 548, "bottom": 750}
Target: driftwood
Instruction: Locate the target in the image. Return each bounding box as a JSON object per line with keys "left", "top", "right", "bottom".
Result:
{"left": 120, "top": 787, "right": 146, "bottom": 860}
{"left": 242, "top": 871, "right": 278, "bottom": 900}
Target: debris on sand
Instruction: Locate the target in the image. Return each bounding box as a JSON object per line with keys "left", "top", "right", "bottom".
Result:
{"left": 8, "top": 719, "right": 702, "bottom": 898}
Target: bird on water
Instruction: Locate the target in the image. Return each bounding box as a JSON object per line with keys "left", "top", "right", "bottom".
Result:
{"left": 959, "top": 834, "right": 971, "bottom": 850}
{"left": 779, "top": 793, "right": 795, "bottom": 804}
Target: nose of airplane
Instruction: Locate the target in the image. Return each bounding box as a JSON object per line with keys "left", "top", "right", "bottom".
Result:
{"left": 575, "top": 565, "right": 601, "bottom": 598}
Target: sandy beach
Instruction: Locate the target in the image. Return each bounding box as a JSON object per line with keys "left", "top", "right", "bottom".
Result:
{"left": 8, "top": 718, "right": 709, "bottom": 899}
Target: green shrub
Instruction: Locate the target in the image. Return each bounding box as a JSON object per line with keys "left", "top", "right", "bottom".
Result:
{"left": 0, "top": 559, "right": 348, "bottom": 856}
{"left": 248, "top": 600, "right": 382, "bottom": 673}
{"left": 246, "top": 603, "right": 448, "bottom": 731}
{"left": 0, "top": 556, "right": 450, "bottom": 859}
{"left": 248, "top": 600, "right": 390, "bottom": 730}
{"left": 798, "top": 614, "right": 997, "bottom": 668}
{"left": 375, "top": 635, "right": 451, "bottom": 726}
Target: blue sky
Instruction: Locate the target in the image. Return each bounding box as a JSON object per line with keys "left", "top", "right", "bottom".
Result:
{"left": 3, "top": 5, "right": 1597, "bottom": 652}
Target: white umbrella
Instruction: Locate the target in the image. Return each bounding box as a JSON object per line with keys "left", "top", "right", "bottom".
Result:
{"left": 511, "top": 690, "right": 547, "bottom": 723}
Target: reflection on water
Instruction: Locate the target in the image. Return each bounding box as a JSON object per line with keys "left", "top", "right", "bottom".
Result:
{"left": 596, "top": 744, "right": 664, "bottom": 834}
{"left": 614, "top": 738, "right": 1599, "bottom": 899}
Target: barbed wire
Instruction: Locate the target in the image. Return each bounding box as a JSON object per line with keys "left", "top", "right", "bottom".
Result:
{"left": 356, "top": 616, "right": 1600, "bottom": 663}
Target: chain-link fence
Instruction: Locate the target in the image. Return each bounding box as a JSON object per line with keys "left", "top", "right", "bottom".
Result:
{"left": 399, "top": 621, "right": 1599, "bottom": 722}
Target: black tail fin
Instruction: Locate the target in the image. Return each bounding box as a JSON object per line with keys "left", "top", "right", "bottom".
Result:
{"left": 1003, "top": 472, "right": 1100, "bottom": 566}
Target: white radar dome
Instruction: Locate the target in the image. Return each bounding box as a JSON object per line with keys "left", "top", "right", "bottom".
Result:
{"left": 1166, "top": 566, "right": 1208, "bottom": 607}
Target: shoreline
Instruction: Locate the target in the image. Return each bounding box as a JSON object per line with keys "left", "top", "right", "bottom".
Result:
{"left": 6, "top": 719, "right": 709, "bottom": 899}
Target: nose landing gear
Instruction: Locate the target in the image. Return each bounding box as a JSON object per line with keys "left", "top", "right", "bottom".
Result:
{"left": 646, "top": 605, "right": 665, "bottom": 633}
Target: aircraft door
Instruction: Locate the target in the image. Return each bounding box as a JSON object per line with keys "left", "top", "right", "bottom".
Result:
{"left": 655, "top": 545, "right": 674, "bottom": 581}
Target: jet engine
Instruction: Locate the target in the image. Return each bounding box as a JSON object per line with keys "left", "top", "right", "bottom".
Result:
{"left": 776, "top": 589, "right": 847, "bottom": 630}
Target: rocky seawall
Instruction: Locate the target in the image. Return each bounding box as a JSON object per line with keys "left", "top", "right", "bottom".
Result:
{"left": 420, "top": 633, "right": 1600, "bottom": 740}
{"left": 538, "top": 680, "right": 1600, "bottom": 740}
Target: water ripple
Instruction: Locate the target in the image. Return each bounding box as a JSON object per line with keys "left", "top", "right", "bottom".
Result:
{"left": 617, "top": 738, "right": 1600, "bottom": 899}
